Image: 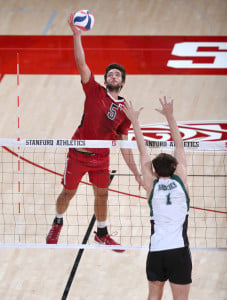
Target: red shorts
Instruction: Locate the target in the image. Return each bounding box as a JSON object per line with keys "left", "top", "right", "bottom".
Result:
{"left": 61, "top": 149, "right": 110, "bottom": 190}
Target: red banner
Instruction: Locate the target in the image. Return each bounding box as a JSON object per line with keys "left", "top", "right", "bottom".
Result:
{"left": 0, "top": 35, "right": 227, "bottom": 75}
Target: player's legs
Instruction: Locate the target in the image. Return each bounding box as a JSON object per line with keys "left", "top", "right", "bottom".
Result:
{"left": 89, "top": 166, "right": 110, "bottom": 235}
{"left": 92, "top": 184, "right": 108, "bottom": 221}
{"left": 57, "top": 149, "right": 88, "bottom": 214}
{"left": 92, "top": 184, "right": 109, "bottom": 236}
{"left": 46, "top": 187, "right": 79, "bottom": 244}
{"left": 92, "top": 183, "right": 124, "bottom": 252}
{"left": 146, "top": 251, "right": 166, "bottom": 299}
{"left": 147, "top": 281, "right": 165, "bottom": 300}
{"left": 46, "top": 150, "right": 85, "bottom": 244}
{"left": 168, "top": 247, "right": 192, "bottom": 299}
{"left": 169, "top": 282, "right": 191, "bottom": 300}
{"left": 56, "top": 187, "right": 77, "bottom": 214}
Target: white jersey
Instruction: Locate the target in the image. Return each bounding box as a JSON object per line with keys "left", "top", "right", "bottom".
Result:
{"left": 148, "top": 174, "right": 190, "bottom": 252}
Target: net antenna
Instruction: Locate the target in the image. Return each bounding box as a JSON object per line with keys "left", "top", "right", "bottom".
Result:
{"left": 61, "top": 170, "right": 116, "bottom": 300}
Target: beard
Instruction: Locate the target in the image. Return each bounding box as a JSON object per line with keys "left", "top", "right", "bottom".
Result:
{"left": 106, "top": 82, "right": 122, "bottom": 92}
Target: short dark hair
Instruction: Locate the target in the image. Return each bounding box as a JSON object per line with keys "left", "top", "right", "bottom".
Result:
{"left": 152, "top": 153, "right": 178, "bottom": 177}
{"left": 104, "top": 63, "right": 126, "bottom": 82}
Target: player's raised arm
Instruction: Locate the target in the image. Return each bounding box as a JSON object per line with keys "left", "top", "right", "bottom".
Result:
{"left": 155, "top": 97, "right": 188, "bottom": 186}
{"left": 68, "top": 12, "right": 91, "bottom": 84}
{"left": 119, "top": 133, "right": 144, "bottom": 190}
{"left": 123, "top": 101, "right": 154, "bottom": 195}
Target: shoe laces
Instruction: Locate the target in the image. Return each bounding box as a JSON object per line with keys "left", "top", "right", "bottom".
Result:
{"left": 104, "top": 232, "right": 120, "bottom": 243}
{"left": 49, "top": 223, "right": 61, "bottom": 237}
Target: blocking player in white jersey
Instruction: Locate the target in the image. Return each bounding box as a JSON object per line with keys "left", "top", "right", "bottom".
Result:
{"left": 123, "top": 97, "right": 192, "bottom": 300}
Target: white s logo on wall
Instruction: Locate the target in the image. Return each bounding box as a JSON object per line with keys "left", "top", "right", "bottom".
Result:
{"left": 167, "top": 42, "right": 227, "bottom": 68}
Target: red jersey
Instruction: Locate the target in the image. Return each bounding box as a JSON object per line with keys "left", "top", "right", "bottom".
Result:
{"left": 72, "top": 74, "right": 131, "bottom": 155}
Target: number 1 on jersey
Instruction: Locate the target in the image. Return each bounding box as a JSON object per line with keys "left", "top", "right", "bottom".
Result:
{"left": 166, "top": 193, "right": 172, "bottom": 205}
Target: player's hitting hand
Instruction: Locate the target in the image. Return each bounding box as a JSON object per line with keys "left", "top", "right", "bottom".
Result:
{"left": 68, "top": 12, "right": 81, "bottom": 35}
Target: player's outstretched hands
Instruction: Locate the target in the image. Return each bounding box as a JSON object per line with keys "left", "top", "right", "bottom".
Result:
{"left": 123, "top": 100, "right": 143, "bottom": 123}
{"left": 155, "top": 96, "right": 174, "bottom": 119}
{"left": 68, "top": 12, "right": 81, "bottom": 35}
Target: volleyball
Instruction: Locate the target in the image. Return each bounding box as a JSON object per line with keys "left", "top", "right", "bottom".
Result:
{"left": 73, "top": 10, "right": 95, "bottom": 31}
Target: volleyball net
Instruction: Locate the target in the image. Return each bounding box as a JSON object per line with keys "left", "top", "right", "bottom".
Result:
{"left": 0, "top": 138, "right": 226, "bottom": 250}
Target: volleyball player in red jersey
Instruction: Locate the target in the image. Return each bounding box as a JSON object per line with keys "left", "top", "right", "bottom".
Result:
{"left": 46, "top": 13, "right": 143, "bottom": 251}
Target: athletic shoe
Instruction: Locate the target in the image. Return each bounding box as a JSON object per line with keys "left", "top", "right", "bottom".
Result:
{"left": 46, "top": 219, "right": 63, "bottom": 244}
{"left": 94, "top": 231, "right": 125, "bottom": 253}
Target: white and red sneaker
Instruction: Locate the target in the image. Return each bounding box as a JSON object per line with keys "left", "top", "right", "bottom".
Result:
{"left": 94, "top": 231, "right": 125, "bottom": 253}
{"left": 46, "top": 219, "right": 63, "bottom": 244}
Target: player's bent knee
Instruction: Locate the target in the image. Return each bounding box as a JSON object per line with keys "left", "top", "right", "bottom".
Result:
{"left": 93, "top": 185, "right": 108, "bottom": 197}
{"left": 61, "top": 187, "right": 77, "bottom": 200}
